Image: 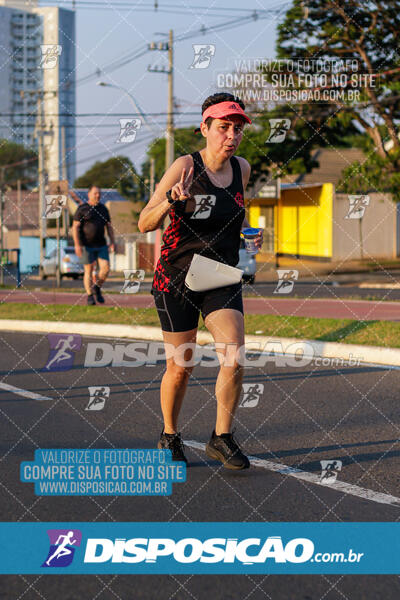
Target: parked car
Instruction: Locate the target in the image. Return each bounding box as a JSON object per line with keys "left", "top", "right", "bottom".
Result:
{"left": 42, "top": 246, "right": 84, "bottom": 279}
{"left": 237, "top": 238, "right": 256, "bottom": 284}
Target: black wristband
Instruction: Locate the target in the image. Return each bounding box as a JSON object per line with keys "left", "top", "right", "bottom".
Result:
{"left": 166, "top": 190, "right": 175, "bottom": 205}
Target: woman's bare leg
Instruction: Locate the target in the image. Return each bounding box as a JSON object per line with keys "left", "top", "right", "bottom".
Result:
{"left": 160, "top": 327, "right": 198, "bottom": 434}
{"left": 204, "top": 309, "right": 244, "bottom": 435}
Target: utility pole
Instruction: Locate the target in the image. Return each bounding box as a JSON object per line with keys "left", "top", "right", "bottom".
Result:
{"left": 17, "top": 179, "right": 22, "bottom": 235}
{"left": 35, "top": 93, "right": 47, "bottom": 279}
{"left": 148, "top": 30, "right": 174, "bottom": 170}
{"left": 0, "top": 167, "right": 4, "bottom": 285}
{"left": 29, "top": 89, "right": 56, "bottom": 278}
{"left": 166, "top": 29, "right": 174, "bottom": 170}
{"left": 61, "top": 125, "right": 67, "bottom": 181}
{"left": 148, "top": 157, "right": 155, "bottom": 248}
{"left": 0, "top": 189, "right": 3, "bottom": 286}
{"left": 61, "top": 125, "right": 69, "bottom": 239}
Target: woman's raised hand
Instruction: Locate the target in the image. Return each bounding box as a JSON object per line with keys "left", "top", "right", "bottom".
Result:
{"left": 169, "top": 166, "right": 194, "bottom": 202}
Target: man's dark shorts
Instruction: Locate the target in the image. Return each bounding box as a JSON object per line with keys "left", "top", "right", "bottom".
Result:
{"left": 80, "top": 245, "right": 109, "bottom": 265}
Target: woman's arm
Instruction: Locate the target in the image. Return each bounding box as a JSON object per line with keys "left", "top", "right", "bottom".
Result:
{"left": 237, "top": 156, "right": 263, "bottom": 250}
{"left": 138, "top": 155, "right": 193, "bottom": 233}
{"left": 237, "top": 156, "right": 251, "bottom": 231}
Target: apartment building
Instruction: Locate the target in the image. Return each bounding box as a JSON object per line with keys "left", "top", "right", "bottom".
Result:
{"left": 0, "top": 0, "right": 76, "bottom": 182}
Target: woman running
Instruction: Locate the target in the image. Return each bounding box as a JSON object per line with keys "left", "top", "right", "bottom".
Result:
{"left": 138, "top": 93, "right": 263, "bottom": 469}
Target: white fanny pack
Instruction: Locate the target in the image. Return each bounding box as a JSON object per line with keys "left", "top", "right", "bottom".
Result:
{"left": 184, "top": 253, "right": 243, "bottom": 292}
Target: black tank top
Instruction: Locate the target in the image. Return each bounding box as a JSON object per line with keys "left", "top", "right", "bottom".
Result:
{"left": 160, "top": 151, "right": 245, "bottom": 271}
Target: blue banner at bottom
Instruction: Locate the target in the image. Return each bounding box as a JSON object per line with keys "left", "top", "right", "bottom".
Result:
{"left": 0, "top": 522, "right": 398, "bottom": 574}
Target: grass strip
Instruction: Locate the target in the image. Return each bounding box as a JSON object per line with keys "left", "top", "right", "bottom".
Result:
{"left": 0, "top": 302, "right": 398, "bottom": 348}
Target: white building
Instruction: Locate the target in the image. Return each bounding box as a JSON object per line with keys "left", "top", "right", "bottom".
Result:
{"left": 0, "top": 1, "right": 41, "bottom": 147}
{"left": 0, "top": 0, "right": 76, "bottom": 183}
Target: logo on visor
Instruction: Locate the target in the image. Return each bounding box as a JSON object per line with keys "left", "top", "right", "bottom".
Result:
{"left": 228, "top": 104, "right": 239, "bottom": 110}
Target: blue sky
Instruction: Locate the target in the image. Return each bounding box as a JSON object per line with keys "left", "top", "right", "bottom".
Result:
{"left": 57, "top": 0, "right": 289, "bottom": 177}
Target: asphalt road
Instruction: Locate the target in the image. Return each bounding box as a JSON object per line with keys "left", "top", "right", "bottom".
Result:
{"left": 0, "top": 331, "right": 399, "bottom": 599}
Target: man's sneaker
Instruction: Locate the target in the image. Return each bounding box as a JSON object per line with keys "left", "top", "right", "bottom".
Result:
{"left": 157, "top": 430, "right": 188, "bottom": 465}
{"left": 93, "top": 284, "right": 105, "bottom": 304}
{"left": 87, "top": 294, "right": 96, "bottom": 306}
{"left": 206, "top": 429, "right": 250, "bottom": 470}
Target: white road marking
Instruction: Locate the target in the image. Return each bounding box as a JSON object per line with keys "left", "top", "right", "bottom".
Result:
{"left": 0, "top": 382, "right": 52, "bottom": 401}
{"left": 184, "top": 440, "right": 400, "bottom": 508}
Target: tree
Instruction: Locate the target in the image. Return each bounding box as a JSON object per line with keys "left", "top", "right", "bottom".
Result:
{"left": 141, "top": 128, "right": 204, "bottom": 198}
{"left": 74, "top": 156, "right": 143, "bottom": 201}
{"left": 141, "top": 119, "right": 356, "bottom": 190}
{"left": 0, "top": 139, "right": 36, "bottom": 189}
{"left": 237, "top": 105, "right": 358, "bottom": 186}
{"left": 338, "top": 143, "right": 400, "bottom": 200}
{"left": 276, "top": 0, "right": 400, "bottom": 194}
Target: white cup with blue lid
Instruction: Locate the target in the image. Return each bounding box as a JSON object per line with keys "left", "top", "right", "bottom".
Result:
{"left": 242, "top": 227, "right": 261, "bottom": 255}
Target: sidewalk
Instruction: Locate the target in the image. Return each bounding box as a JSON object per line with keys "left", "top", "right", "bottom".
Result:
{"left": 253, "top": 255, "right": 400, "bottom": 283}
{"left": 10, "top": 256, "right": 400, "bottom": 285}
{"left": 1, "top": 289, "right": 399, "bottom": 321}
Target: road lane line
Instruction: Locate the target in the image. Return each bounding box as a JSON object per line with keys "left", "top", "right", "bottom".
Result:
{"left": 184, "top": 440, "right": 400, "bottom": 508}
{"left": 0, "top": 382, "right": 52, "bottom": 401}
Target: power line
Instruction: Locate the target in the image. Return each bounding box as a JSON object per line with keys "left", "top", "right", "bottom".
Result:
{"left": 43, "top": 1, "right": 287, "bottom": 16}
{"left": 75, "top": 7, "right": 287, "bottom": 86}
{"left": 0, "top": 112, "right": 200, "bottom": 117}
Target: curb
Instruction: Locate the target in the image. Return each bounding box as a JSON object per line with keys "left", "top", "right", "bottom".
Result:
{"left": 358, "top": 282, "right": 400, "bottom": 289}
{"left": 0, "top": 319, "right": 399, "bottom": 367}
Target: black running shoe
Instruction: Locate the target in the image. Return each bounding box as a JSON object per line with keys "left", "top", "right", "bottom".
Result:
{"left": 157, "top": 430, "right": 188, "bottom": 465}
{"left": 93, "top": 284, "right": 105, "bottom": 304}
{"left": 87, "top": 293, "right": 96, "bottom": 306}
{"left": 206, "top": 429, "right": 250, "bottom": 470}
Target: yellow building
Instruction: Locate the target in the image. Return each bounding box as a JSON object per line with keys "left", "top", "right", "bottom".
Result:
{"left": 248, "top": 183, "right": 333, "bottom": 259}
{"left": 245, "top": 148, "right": 397, "bottom": 262}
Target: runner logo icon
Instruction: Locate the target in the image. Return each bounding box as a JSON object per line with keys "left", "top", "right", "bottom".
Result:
{"left": 43, "top": 334, "right": 82, "bottom": 372}
{"left": 189, "top": 44, "right": 215, "bottom": 69}
{"left": 240, "top": 383, "right": 264, "bottom": 407}
{"left": 117, "top": 118, "right": 142, "bottom": 143}
{"left": 44, "top": 195, "right": 67, "bottom": 219}
{"left": 267, "top": 118, "right": 291, "bottom": 143}
{"left": 320, "top": 460, "right": 342, "bottom": 484}
{"left": 86, "top": 386, "right": 110, "bottom": 411}
{"left": 274, "top": 270, "right": 299, "bottom": 294}
{"left": 42, "top": 529, "right": 82, "bottom": 567}
{"left": 191, "top": 195, "right": 216, "bottom": 219}
{"left": 120, "top": 269, "right": 145, "bottom": 293}
{"left": 345, "top": 195, "right": 369, "bottom": 219}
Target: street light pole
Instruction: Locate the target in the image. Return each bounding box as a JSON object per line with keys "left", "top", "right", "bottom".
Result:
{"left": 166, "top": 29, "right": 174, "bottom": 170}
{"left": 96, "top": 81, "right": 158, "bottom": 135}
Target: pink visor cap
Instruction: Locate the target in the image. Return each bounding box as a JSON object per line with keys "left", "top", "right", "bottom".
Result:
{"left": 194, "top": 101, "right": 252, "bottom": 133}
